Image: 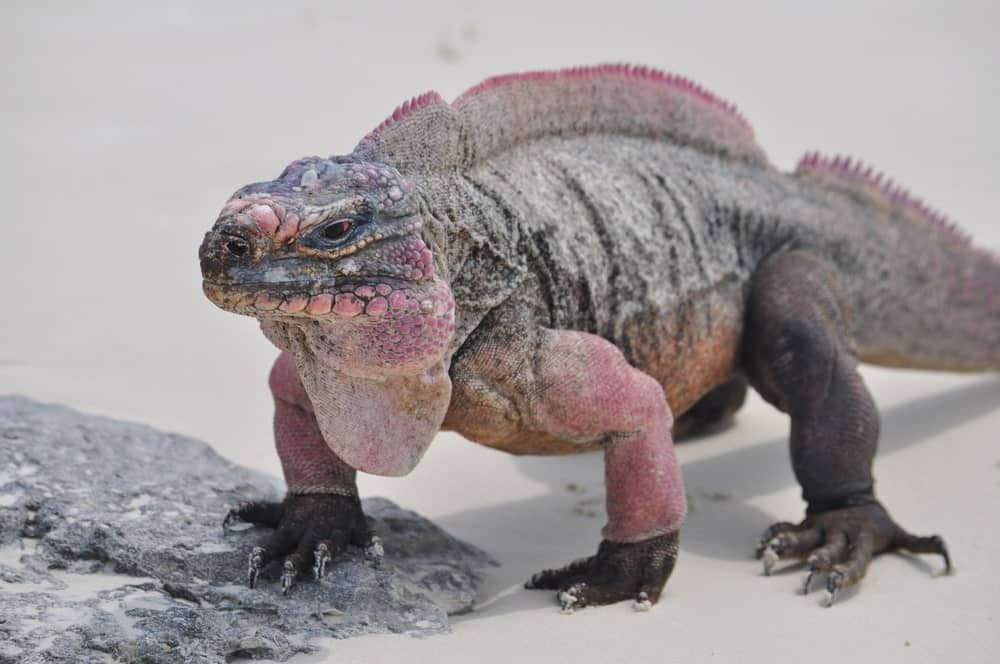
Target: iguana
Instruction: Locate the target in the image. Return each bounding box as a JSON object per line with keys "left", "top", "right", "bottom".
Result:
{"left": 198, "top": 64, "right": 997, "bottom": 611}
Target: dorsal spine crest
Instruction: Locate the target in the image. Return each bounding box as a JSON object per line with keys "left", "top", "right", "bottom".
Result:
{"left": 366, "top": 91, "right": 446, "bottom": 139}
{"left": 359, "top": 63, "right": 765, "bottom": 171}
{"left": 796, "top": 151, "right": 971, "bottom": 246}
{"left": 452, "top": 63, "right": 753, "bottom": 132}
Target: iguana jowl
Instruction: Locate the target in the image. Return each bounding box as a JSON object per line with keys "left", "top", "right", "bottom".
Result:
{"left": 199, "top": 64, "right": 997, "bottom": 610}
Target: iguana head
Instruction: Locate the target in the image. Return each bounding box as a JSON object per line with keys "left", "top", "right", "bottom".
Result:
{"left": 199, "top": 156, "right": 455, "bottom": 374}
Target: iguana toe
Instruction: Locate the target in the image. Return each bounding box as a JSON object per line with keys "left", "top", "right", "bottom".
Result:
{"left": 224, "top": 500, "right": 284, "bottom": 533}
{"left": 312, "top": 542, "right": 332, "bottom": 580}
{"left": 364, "top": 535, "right": 385, "bottom": 567}
{"left": 247, "top": 545, "right": 267, "bottom": 589}
{"left": 758, "top": 525, "right": 823, "bottom": 576}
{"left": 280, "top": 559, "right": 298, "bottom": 595}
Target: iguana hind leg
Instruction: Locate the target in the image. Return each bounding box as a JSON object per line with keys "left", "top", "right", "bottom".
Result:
{"left": 743, "top": 251, "right": 950, "bottom": 605}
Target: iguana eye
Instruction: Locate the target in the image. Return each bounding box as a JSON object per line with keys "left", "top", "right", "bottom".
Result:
{"left": 322, "top": 220, "right": 353, "bottom": 241}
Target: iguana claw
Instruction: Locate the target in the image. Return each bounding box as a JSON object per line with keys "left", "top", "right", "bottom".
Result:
{"left": 364, "top": 535, "right": 384, "bottom": 568}
{"left": 248, "top": 546, "right": 266, "bottom": 589}
{"left": 222, "top": 509, "right": 239, "bottom": 533}
{"left": 313, "top": 543, "right": 331, "bottom": 580}
{"left": 558, "top": 586, "right": 580, "bottom": 614}
{"left": 799, "top": 567, "right": 816, "bottom": 595}
{"left": 824, "top": 571, "right": 844, "bottom": 607}
{"left": 761, "top": 544, "right": 780, "bottom": 576}
{"left": 633, "top": 591, "right": 653, "bottom": 612}
{"left": 280, "top": 559, "right": 297, "bottom": 595}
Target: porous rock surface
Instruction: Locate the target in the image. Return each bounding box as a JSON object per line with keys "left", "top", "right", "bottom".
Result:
{"left": 0, "top": 396, "right": 495, "bottom": 663}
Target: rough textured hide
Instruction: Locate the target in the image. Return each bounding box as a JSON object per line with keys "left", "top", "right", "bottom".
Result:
{"left": 0, "top": 397, "right": 495, "bottom": 663}
{"left": 199, "top": 63, "right": 998, "bottom": 608}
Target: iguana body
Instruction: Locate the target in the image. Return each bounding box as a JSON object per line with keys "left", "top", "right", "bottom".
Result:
{"left": 199, "top": 64, "right": 997, "bottom": 608}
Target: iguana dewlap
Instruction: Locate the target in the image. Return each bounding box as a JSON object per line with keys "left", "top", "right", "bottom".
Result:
{"left": 199, "top": 64, "right": 996, "bottom": 609}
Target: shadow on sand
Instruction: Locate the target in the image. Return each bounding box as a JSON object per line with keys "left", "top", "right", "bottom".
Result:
{"left": 441, "top": 377, "right": 999, "bottom": 619}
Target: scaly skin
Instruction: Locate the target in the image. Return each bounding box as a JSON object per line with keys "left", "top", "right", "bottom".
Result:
{"left": 200, "top": 64, "right": 997, "bottom": 608}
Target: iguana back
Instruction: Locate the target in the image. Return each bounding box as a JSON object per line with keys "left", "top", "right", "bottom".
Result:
{"left": 355, "top": 64, "right": 1000, "bottom": 378}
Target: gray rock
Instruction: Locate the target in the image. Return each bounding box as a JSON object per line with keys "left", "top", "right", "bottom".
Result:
{"left": 0, "top": 396, "right": 496, "bottom": 663}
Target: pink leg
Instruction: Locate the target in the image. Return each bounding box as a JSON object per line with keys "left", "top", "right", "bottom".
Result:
{"left": 226, "top": 352, "right": 376, "bottom": 594}
{"left": 533, "top": 330, "right": 686, "bottom": 541}
{"left": 526, "top": 330, "right": 685, "bottom": 609}
{"left": 269, "top": 351, "right": 356, "bottom": 495}
{"left": 603, "top": 417, "right": 685, "bottom": 541}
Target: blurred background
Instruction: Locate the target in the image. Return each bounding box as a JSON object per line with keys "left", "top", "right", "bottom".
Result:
{"left": 2, "top": 2, "right": 998, "bottom": 662}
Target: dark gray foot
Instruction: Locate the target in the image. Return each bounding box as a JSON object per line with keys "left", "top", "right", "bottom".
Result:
{"left": 525, "top": 532, "right": 679, "bottom": 612}
{"left": 755, "top": 501, "right": 951, "bottom": 606}
{"left": 673, "top": 376, "right": 748, "bottom": 440}
{"left": 224, "top": 494, "right": 381, "bottom": 594}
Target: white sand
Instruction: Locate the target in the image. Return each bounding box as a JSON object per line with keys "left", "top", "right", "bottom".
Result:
{"left": 2, "top": 2, "right": 998, "bottom": 662}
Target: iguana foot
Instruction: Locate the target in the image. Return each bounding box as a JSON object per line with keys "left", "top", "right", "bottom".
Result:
{"left": 225, "top": 493, "right": 377, "bottom": 594}
{"left": 525, "top": 532, "right": 679, "bottom": 613}
{"left": 755, "top": 502, "right": 951, "bottom": 606}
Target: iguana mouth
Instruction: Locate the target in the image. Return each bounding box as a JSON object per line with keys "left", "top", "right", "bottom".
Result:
{"left": 202, "top": 277, "right": 451, "bottom": 320}
{"left": 201, "top": 273, "right": 415, "bottom": 292}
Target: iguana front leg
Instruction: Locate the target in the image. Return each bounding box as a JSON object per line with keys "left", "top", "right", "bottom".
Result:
{"left": 449, "top": 327, "right": 686, "bottom": 610}
{"left": 224, "top": 352, "right": 380, "bottom": 593}
{"left": 743, "top": 252, "right": 950, "bottom": 605}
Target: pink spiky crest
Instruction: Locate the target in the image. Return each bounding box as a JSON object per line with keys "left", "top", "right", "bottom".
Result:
{"left": 453, "top": 63, "right": 753, "bottom": 132}
{"left": 366, "top": 91, "right": 446, "bottom": 139}
{"left": 366, "top": 63, "right": 753, "bottom": 139}
{"left": 796, "top": 151, "right": 971, "bottom": 246}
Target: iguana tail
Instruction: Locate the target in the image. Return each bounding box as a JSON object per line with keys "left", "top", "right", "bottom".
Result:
{"left": 795, "top": 153, "right": 1000, "bottom": 372}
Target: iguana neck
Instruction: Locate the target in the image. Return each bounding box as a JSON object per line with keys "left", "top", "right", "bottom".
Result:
{"left": 260, "top": 317, "right": 453, "bottom": 476}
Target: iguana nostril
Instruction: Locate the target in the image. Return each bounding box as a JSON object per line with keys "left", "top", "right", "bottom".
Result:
{"left": 225, "top": 239, "right": 249, "bottom": 257}
{"left": 199, "top": 225, "right": 256, "bottom": 278}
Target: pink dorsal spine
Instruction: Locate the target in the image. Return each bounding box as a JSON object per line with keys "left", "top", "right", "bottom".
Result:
{"left": 452, "top": 63, "right": 752, "bottom": 132}
{"left": 366, "top": 64, "right": 753, "bottom": 140}
{"left": 796, "top": 151, "right": 971, "bottom": 246}
{"left": 366, "top": 91, "right": 446, "bottom": 139}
